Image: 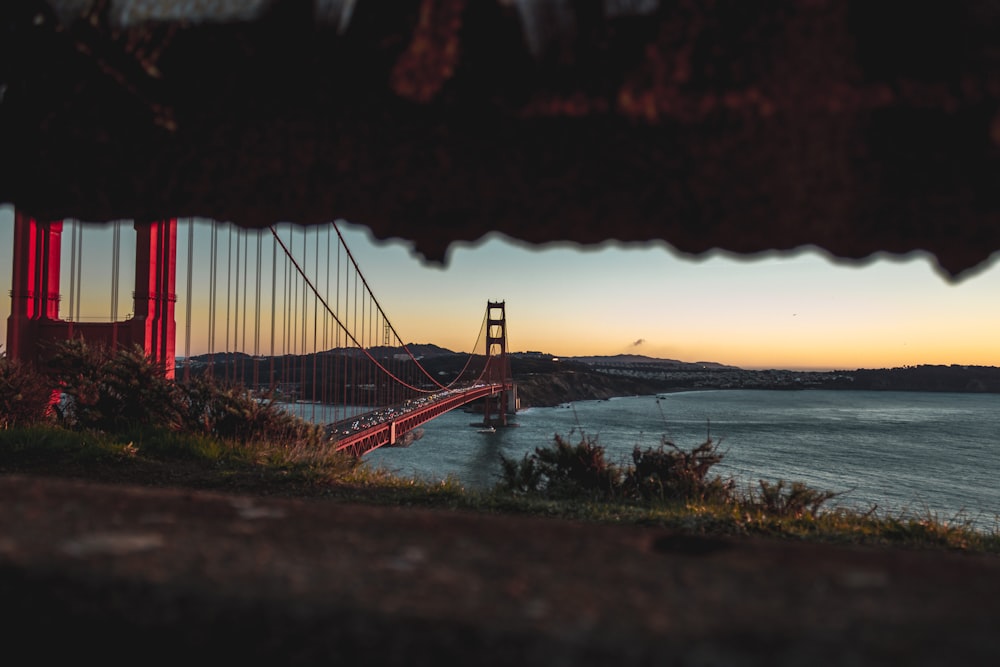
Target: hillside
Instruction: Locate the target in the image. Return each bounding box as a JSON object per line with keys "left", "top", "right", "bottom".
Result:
{"left": 180, "top": 349, "right": 1000, "bottom": 408}
{"left": 512, "top": 368, "right": 670, "bottom": 408}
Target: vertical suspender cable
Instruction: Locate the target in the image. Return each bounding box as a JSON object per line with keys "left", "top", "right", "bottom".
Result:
{"left": 286, "top": 227, "right": 294, "bottom": 393}
{"left": 351, "top": 264, "right": 364, "bottom": 406}
{"left": 242, "top": 228, "right": 249, "bottom": 385}
{"left": 322, "top": 225, "right": 330, "bottom": 412}
{"left": 325, "top": 224, "right": 332, "bottom": 417}
{"left": 361, "top": 290, "right": 372, "bottom": 410}
{"left": 300, "top": 227, "right": 308, "bottom": 409}
{"left": 291, "top": 226, "right": 298, "bottom": 362}
{"left": 184, "top": 219, "right": 194, "bottom": 382}
{"left": 370, "top": 293, "right": 376, "bottom": 405}
{"left": 364, "top": 290, "right": 371, "bottom": 408}
{"left": 282, "top": 226, "right": 289, "bottom": 387}
{"left": 270, "top": 228, "right": 277, "bottom": 391}
{"left": 68, "top": 220, "right": 77, "bottom": 322}
{"left": 335, "top": 230, "right": 343, "bottom": 422}
{"left": 283, "top": 227, "right": 290, "bottom": 391}
{"left": 74, "top": 223, "right": 83, "bottom": 323}
{"left": 363, "top": 275, "right": 370, "bottom": 410}
{"left": 312, "top": 225, "right": 320, "bottom": 421}
{"left": 344, "top": 253, "right": 361, "bottom": 407}
{"left": 292, "top": 226, "right": 298, "bottom": 392}
{"left": 207, "top": 222, "right": 214, "bottom": 368}
{"left": 225, "top": 224, "right": 232, "bottom": 384}
{"left": 349, "top": 240, "right": 355, "bottom": 413}
{"left": 278, "top": 225, "right": 286, "bottom": 390}
{"left": 301, "top": 227, "right": 308, "bottom": 406}
{"left": 118, "top": 221, "right": 122, "bottom": 320}
{"left": 254, "top": 229, "right": 262, "bottom": 389}
{"left": 207, "top": 221, "right": 218, "bottom": 376}
{"left": 110, "top": 220, "right": 120, "bottom": 324}
{"left": 362, "top": 290, "right": 367, "bottom": 406}
{"left": 350, "top": 255, "right": 356, "bottom": 410}
{"left": 232, "top": 227, "right": 240, "bottom": 383}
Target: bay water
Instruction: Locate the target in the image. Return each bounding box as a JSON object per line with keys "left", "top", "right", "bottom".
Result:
{"left": 300, "top": 390, "right": 1000, "bottom": 531}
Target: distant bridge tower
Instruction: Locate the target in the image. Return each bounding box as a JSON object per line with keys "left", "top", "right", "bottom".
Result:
{"left": 5, "top": 210, "right": 178, "bottom": 378}
{"left": 482, "top": 300, "right": 515, "bottom": 427}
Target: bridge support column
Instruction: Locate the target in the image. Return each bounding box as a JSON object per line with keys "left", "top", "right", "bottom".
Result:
{"left": 5, "top": 212, "right": 177, "bottom": 379}
{"left": 6, "top": 212, "right": 62, "bottom": 362}
{"left": 131, "top": 220, "right": 178, "bottom": 379}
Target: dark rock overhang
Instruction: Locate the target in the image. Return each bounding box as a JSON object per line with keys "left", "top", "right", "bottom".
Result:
{"left": 2, "top": 0, "right": 998, "bottom": 279}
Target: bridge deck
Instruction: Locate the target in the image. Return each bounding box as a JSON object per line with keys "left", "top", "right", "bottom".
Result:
{"left": 332, "top": 383, "right": 510, "bottom": 457}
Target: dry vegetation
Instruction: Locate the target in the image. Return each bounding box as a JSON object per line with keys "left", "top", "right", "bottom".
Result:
{"left": 2, "top": 343, "right": 999, "bottom": 553}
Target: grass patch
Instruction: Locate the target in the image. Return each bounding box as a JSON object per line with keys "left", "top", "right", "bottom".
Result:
{"left": 2, "top": 423, "right": 999, "bottom": 553}
{"left": 0, "top": 424, "right": 140, "bottom": 465}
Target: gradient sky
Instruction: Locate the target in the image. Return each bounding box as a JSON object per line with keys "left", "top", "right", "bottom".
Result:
{"left": 2, "top": 204, "right": 998, "bottom": 371}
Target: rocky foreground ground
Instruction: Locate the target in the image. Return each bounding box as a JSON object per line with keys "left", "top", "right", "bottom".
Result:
{"left": 2, "top": 473, "right": 999, "bottom": 666}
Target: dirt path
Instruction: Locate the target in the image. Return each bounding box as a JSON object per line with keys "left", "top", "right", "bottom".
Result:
{"left": 1, "top": 473, "right": 998, "bottom": 665}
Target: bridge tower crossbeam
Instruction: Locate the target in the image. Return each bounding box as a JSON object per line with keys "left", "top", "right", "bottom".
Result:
{"left": 5, "top": 210, "right": 178, "bottom": 378}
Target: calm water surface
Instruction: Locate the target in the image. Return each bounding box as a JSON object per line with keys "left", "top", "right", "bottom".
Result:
{"left": 306, "top": 390, "right": 999, "bottom": 530}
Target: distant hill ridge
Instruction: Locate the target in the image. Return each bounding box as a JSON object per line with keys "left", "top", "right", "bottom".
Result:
{"left": 182, "top": 346, "right": 737, "bottom": 368}
{"left": 564, "top": 354, "right": 740, "bottom": 370}
{"left": 400, "top": 343, "right": 458, "bottom": 358}
{"left": 177, "top": 346, "right": 1000, "bottom": 398}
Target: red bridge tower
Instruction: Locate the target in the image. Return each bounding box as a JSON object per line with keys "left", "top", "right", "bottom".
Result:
{"left": 5, "top": 210, "right": 178, "bottom": 378}
{"left": 482, "top": 300, "right": 515, "bottom": 427}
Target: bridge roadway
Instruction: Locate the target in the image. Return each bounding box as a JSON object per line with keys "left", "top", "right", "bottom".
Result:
{"left": 330, "top": 383, "right": 510, "bottom": 456}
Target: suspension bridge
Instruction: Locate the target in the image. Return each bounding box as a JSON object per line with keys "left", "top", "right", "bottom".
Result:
{"left": 4, "top": 211, "right": 515, "bottom": 457}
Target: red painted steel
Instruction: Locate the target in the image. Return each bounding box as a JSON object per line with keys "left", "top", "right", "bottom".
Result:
{"left": 482, "top": 301, "right": 512, "bottom": 428}
{"left": 334, "top": 383, "right": 510, "bottom": 457}
{"left": 5, "top": 213, "right": 177, "bottom": 378}
{"left": 132, "top": 220, "right": 178, "bottom": 379}
{"left": 6, "top": 212, "right": 62, "bottom": 360}
{"left": 7, "top": 217, "right": 513, "bottom": 453}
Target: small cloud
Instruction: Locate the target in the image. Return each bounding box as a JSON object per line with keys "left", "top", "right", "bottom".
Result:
{"left": 631, "top": 338, "right": 645, "bottom": 347}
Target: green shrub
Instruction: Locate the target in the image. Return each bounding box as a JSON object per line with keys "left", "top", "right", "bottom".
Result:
{"left": 34, "top": 340, "right": 319, "bottom": 447}
{"left": 175, "top": 375, "right": 322, "bottom": 446}
{"left": 535, "top": 432, "right": 621, "bottom": 498}
{"left": 498, "top": 432, "right": 736, "bottom": 503}
{"left": 499, "top": 432, "right": 621, "bottom": 499}
{"left": 43, "top": 340, "right": 182, "bottom": 432}
{"left": 498, "top": 432, "right": 840, "bottom": 520}
{"left": 747, "top": 479, "right": 840, "bottom": 518}
{"left": 0, "top": 355, "right": 55, "bottom": 428}
{"left": 498, "top": 449, "right": 545, "bottom": 496}
{"left": 627, "top": 438, "right": 736, "bottom": 504}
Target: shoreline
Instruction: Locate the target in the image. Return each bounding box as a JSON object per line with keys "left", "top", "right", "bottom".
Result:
{"left": 515, "top": 377, "right": 1000, "bottom": 410}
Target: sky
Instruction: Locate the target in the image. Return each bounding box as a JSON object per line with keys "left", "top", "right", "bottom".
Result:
{"left": 2, "top": 204, "right": 998, "bottom": 371}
